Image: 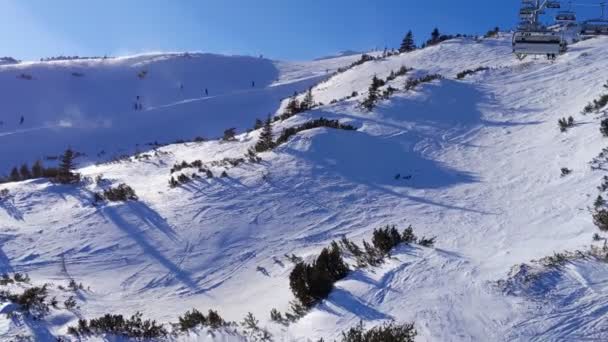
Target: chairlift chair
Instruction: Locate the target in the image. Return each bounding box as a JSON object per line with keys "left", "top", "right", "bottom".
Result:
{"left": 512, "top": 30, "right": 567, "bottom": 60}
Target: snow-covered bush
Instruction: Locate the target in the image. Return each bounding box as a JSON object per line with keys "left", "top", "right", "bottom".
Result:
{"left": 176, "top": 308, "right": 227, "bottom": 331}
{"left": 68, "top": 312, "right": 166, "bottom": 339}
{"left": 0, "top": 285, "right": 49, "bottom": 318}
{"left": 456, "top": 66, "right": 489, "bottom": 80}
{"left": 102, "top": 183, "right": 138, "bottom": 202}
{"left": 593, "top": 209, "right": 608, "bottom": 231}
{"left": 223, "top": 128, "right": 237, "bottom": 141}
{"left": 339, "top": 321, "right": 417, "bottom": 342}
{"left": 558, "top": 116, "right": 574, "bottom": 132}
{"left": 289, "top": 242, "right": 349, "bottom": 308}
{"left": 274, "top": 118, "right": 356, "bottom": 147}
{"left": 601, "top": 118, "right": 608, "bottom": 137}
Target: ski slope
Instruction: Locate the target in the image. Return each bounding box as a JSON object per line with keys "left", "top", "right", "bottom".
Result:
{"left": 1, "top": 34, "right": 608, "bottom": 341}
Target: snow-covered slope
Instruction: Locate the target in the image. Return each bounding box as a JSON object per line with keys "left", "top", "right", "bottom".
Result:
{"left": 0, "top": 52, "right": 363, "bottom": 174}
{"left": 2, "top": 34, "right": 608, "bottom": 341}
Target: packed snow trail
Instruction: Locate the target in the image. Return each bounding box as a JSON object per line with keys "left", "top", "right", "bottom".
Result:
{"left": 2, "top": 36, "right": 608, "bottom": 341}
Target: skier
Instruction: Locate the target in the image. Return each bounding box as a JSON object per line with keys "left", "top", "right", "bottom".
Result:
{"left": 180, "top": 83, "right": 183, "bottom": 90}
{"left": 252, "top": 81, "right": 255, "bottom": 88}
{"left": 205, "top": 88, "right": 209, "bottom": 96}
{"left": 19, "top": 115, "right": 24, "bottom": 125}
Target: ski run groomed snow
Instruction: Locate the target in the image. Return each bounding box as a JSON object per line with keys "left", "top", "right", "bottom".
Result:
{"left": 1, "top": 34, "right": 608, "bottom": 341}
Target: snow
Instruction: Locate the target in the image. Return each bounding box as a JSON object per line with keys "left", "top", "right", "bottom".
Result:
{"left": 2, "top": 35, "right": 608, "bottom": 341}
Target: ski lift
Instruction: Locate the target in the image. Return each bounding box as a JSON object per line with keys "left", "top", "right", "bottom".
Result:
{"left": 582, "top": 19, "right": 608, "bottom": 35}
{"left": 512, "top": 30, "right": 567, "bottom": 60}
{"left": 555, "top": 10, "right": 576, "bottom": 24}
{"left": 546, "top": 1, "right": 561, "bottom": 9}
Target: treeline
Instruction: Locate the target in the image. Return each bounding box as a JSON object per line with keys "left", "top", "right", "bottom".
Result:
{"left": 362, "top": 72, "right": 442, "bottom": 111}
{"left": 456, "top": 66, "right": 490, "bottom": 80}
{"left": 39, "top": 55, "right": 113, "bottom": 62}
{"left": 255, "top": 117, "right": 356, "bottom": 153}
{"left": 1, "top": 148, "right": 80, "bottom": 185}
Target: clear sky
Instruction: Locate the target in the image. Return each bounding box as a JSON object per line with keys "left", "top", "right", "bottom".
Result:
{"left": 1, "top": 0, "right": 605, "bottom": 61}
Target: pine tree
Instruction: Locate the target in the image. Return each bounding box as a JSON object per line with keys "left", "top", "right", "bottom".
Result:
{"left": 301, "top": 87, "right": 315, "bottom": 111}
{"left": 223, "top": 128, "right": 237, "bottom": 141}
{"left": 19, "top": 164, "right": 31, "bottom": 180}
{"left": 255, "top": 115, "right": 274, "bottom": 152}
{"left": 9, "top": 167, "right": 20, "bottom": 182}
{"left": 32, "top": 160, "right": 44, "bottom": 178}
{"left": 285, "top": 96, "right": 301, "bottom": 116}
{"left": 254, "top": 118, "right": 263, "bottom": 130}
{"left": 56, "top": 148, "right": 80, "bottom": 184}
{"left": 430, "top": 28, "right": 440, "bottom": 45}
{"left": 400, "top": 30, "right": 416, "bottom": 53}
{"left": 362, "top": 75, "right": 385, "bottom": 111}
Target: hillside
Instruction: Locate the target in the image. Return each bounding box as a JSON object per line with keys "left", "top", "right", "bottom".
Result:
{"left": 2, "top": 34, "right": 608, "bottom": 341}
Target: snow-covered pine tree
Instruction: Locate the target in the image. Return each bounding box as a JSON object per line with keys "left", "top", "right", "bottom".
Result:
{"left": 255, "top": 115, "right": 274, "bottom": 152}
{"left": 301, "top": 87, "right": 314, "bottom": 111}
{"left": 400, "top": 30, "right": 416, "bottom": 53}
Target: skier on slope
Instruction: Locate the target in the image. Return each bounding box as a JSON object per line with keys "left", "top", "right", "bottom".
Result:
{"left": 205, "top": 88, "right": 209, "bottom": 96}
{"left": 19, "top": 115, "right": 24, "bottom": 125}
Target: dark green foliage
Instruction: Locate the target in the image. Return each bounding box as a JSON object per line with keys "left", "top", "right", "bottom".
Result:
{"left": 19, "top": 164, "right": 31, "bottom": 180}
{"left": 418, "top": 236, "right": 436, "bottom": 247}
{"left": 221, "top": 171, "right": 228, "bottom": 177}
{"left": 275, "top": 118, "right": 356, "bottom": 147}
{"left": 340, "top": 321, "right": 417, "bottom": 342}
{"left": 64, "top": 296, "right": 76, "bottom": 310}
{"left": 170, "top": 160, "right": 203, "bottom": 173}
{"left": 484, "top": 27, "right": 500, "bottom": 38}
{"left": 102, "top": 183, "right": 138, "bottom": 202}
{"left": 595, "top": 195, "right": 606, "bottom": 208}
{"left": 223, "top": 128, "right": 237, "bottom": 141}
{"left": 270, "top": 308, "right": 285, "bottom": 324}
{"left": 9, "top": 167, "right": 20, "bottom": 182}
{"left": 404, "top": 74, "right": 443, "bottom": 91}
{"left": 301, "top": 87, "right": 315, "bottom": 111}
{"left": 254, "top": 118, "right": 264, "bottom": 130}
{"left": 176, "top": 308, "right": 227, "bottom": 331}
{"left": 558, "top": 116, "right": 575, "bottom": 132}
{"left": 68, "top": 312, "right": 167, "bottom": 339}
{"left": 456, "top": 66, "right": 489, "bottom": 80}
{"left": 593, "top": 209, "right": 608, "bottom": 231}
{"left": 0, "top": 285, "right": 49, "bottom": 318}
{"left": 601, "top": 119, "right": 608, "bottom": 137}
{"left": 168, "top": 176, "right": 179, "bottom": 188}
{"left": 289, "top": 243, "right": 349, "bottom": 308}
{"left": 32, "top": 160, "right": 44, "bottom": 178}
{"left": 402, "top": 225, "right": 416, "bottom": 243}
{"left": 337, "top": 54, "right": 376, "bottom": 73}
{"left": 430, "top": 28, "right": 440, "bottom": 44}
{"left": 177, "top": 174, "right": 191, "bottom": 184}
{"left": 255, "top": 115, "right": 275, "bottom": 152}
{"left": 361, "top": 75, "right": 385, "bottom": 111}
{"left": 42, "top": 167, "right": 59, "bottom": 179}
{"left": 593, "top": 233, "right": 603, "bottom": 241}
{"left": 584, "top": 94, "right": 608, "bottom": 114}
{"left": 561, "top": 167, "right": 572, "bottom": 177}
{"left": 372, "top": 225, "right": 405, "bottom": 254}
{"left": 13, "top": 273, "right": 30, "bottom": 283}
{"left": 399, "top": 30, "right": 416, "bottom": 53}
{"left": 55, "top": 148, "right": 81, "bottom": 184}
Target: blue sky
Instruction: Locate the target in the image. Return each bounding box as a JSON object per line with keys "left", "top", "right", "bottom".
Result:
{"left": 1, "top": 1, "right": 604, "bottom": 61}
